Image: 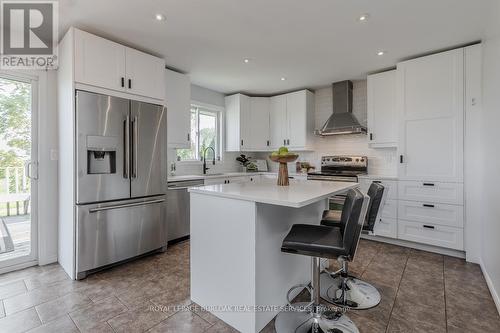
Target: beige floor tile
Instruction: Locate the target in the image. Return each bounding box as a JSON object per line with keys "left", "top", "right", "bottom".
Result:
{"left": 3, "top": 279, "right": 82, "bottom": 315}
{"left": 24, "top": 268, "right": 70, "bottom": 291}
{"left": 26, "top": 315, "right": 79, "bottom": 333}
{"left": 147, "top": 310, "right": 212, "bottom": 333}
{"left": 35, "top": 291, "right": 92, "bottom": 323}
{"left": 204, "top": 321, "right": 239, "bottom": 333}
{"left": 0, "top": 280, "right": 27, "bottom": 299}
{"left": 69, "top": 295, "right": 127, "bottom": 332}
{"left": 107, "top": 300, "right": 173, "bottom": 332}
{"left": 0, "top": 308, "right": 41, "bottom": 333}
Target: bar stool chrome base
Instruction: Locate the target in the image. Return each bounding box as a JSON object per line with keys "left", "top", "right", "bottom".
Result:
{"left": 320, "top": 272, "right": 381, "bottom": 310}
{"left": 275, "top": 302, "right": 359, "bottom": 333}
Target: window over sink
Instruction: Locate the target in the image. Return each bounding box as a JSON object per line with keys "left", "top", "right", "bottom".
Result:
{"left": 176, "top": 103, "right": 222, "bottom": 162}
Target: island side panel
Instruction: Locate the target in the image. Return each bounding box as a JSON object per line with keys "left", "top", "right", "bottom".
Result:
{"left": 190, "top": 192, "right": 257, "bottom": 333}
{"left": 254, "top": 199, "right": 327, "bottom": 331}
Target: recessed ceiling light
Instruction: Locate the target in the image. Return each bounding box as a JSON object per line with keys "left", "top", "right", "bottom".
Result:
{"left": 154, "top": 13, "right": 166, "bottom": 21}
{"left": 244, "top": 58, "right": 250, "bottom": 63}
{"left": 377, "top": 50, "right": 386, "bottom": 56}
{"left": 358, "top": 14, "right": 370, "bottom": 22}
{"left": 280, "top": 77, "right": 286, "bottom": 81}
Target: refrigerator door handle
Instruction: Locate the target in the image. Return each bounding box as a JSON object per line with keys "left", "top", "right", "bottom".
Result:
{"left": 89, "top": 198, "right": 165, "bottom": 213}
{"left": 124, "top": 116, "right": 130, "bottom": 179}
{"left": 132, "top": 116, "right": 138, "bottom": 178}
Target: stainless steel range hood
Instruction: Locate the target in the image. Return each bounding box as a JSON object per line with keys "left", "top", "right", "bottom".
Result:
{"left": 315, "top": 80, "right": 367, "bottom": 136}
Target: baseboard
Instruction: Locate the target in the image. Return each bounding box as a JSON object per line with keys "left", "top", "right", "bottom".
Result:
{"left": 479, "top": 258, "right": 500, "bottom": 316}
{"left": 38, "top": 255, "right": 58, "bottom": 266}
{"left": 0, "top": 260, "right": 38, "bottom": 275}
{"left": 360, "top": 234, "right": 466, "bottom": 258}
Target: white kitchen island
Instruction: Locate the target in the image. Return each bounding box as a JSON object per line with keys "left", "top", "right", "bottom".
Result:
{"left": 188, "top": 178, "right": 358, "bottom": 333}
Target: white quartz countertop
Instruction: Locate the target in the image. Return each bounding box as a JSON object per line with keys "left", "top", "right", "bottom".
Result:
{"left": 358, "top": 174, "right": 398, "bottom": 180}
{"left": 188, "top": 178, "right": 358, "bottom": 208}
{"left": 167, "top": 172, "right": 307, "bottom": 182}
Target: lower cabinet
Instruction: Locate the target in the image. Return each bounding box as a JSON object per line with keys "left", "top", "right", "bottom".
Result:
{"left": 359, "top": 177, "right": 464, "bottom": 250}
{"left": 398, "top": 220, "right": 464, "bottom": 250}
{"left": 374, "top": 217, "right": 398, "bottom": 239}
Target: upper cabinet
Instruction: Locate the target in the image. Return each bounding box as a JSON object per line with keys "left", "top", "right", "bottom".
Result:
{"left": 225, "top": 94, "right": 251, "bottom": 151}
{"left": 226, "top": 90, "right": 314, "bottom": 152}
{"left": 249, "top": 97, "right": 271, "bottom": 150}
{"left": 125, "top": 48, "right": 165, "bottom": 100}
{"left": 73, "top": 28, "right": 164, "bottom": 101}
{"left": 165, "top": 69, "right": 191, "bottom": 148}
{"left": 367, "top": 70, "right": 398, "bottom": 148}
{"left": 397, "top": 48, "right": 464, "bottom": 182}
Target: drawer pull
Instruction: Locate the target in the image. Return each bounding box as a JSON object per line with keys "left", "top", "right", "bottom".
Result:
{"left": 423, "top": 204, "right": 435, "bottom": 208}
{"left": 423, "top": 225, "right": 435, "bottom": 229}
{"left": 423, "top": 183, "right": 435, "bottom": 186}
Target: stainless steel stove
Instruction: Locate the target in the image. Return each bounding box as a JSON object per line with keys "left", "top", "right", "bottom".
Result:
{"left": 308, "top": 155, "right": 368, "bottom": 210}
{"left": 307, "top": 155, "right": 368, "bottom": 182}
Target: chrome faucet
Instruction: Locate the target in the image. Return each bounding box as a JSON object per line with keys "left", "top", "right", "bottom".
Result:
{"left": 202, "top": 147, "right": 216, "bottom": 174}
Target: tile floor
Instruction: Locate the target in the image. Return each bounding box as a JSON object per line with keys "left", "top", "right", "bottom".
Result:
{"left": 0, "top": 239, "right": 499, "bottom": 332}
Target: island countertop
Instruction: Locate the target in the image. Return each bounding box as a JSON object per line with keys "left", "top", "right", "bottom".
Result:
{"left": 188, "top": 178, "right": 358, "bottom": 208}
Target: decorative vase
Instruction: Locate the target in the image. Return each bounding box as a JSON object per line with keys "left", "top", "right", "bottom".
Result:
{"left": 269, "top": 154, "right": 299, "bottom": 186}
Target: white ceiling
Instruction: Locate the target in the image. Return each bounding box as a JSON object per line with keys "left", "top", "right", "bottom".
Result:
{"left": 59, "top": 0, "right": 491, "bottom": 95}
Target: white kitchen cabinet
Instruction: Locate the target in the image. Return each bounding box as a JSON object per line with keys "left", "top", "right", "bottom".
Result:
{"left": 398, "top": 181, "right": 463, "bottom": 205}
{"left": 269, "top": 95, "right": 287, "bottom": 148}
{"left": 269, "top": 90, "right": 314, "bottom": 150}
{"left": 367, "top": 70, "right": 398, "bottom": 148}
{"left": 397, "top": 48, "right": 464, "bottom": 182}
{"left": 73, "top": 28, "right": 164, "bottom": 101}
{"left": 125, "top": 48, "right": 165, "bottom": 100}
{"left": 74, "top": 29, "right": 126, "bottom": 92}
{"left": 165, "top": 69, "right": 191, "bottom": 148}
{"left": 398, "top": 220, "right": 464, "bottom": 250}
{"left": 249, "top": 97, "right": 271, "bottom": 150}
{"left": 225, "top": 94, "right": 251, "bottom": 151}
{"left": 373, "top": 217, "right": 398, "bottom": 239}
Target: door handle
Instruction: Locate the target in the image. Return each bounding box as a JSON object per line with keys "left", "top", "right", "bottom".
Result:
{"left": 423, "top": 225, "right": 435, "bottom": 230}
{"left": 89, "top": 198, "right": 165, "bottom": 213}
{"left": 121, "top": 77, "right": 125, "bottom": 88}
{"left": 131, "top": 116, "right": 138, "bottom": 178}
{"left": 400, "top": 155, "right": 404, "bottom": 163}
{"left": 124, "top": 116, "right": 130, "bottom": 179}
{"left": 369, "top": 133, "right": 373, "bottom": 141}
{"left": 423, "top": 204, "right": 435, "bottom": 208}
{"left": 283, "top": 139, "right": 286, "bottom": 146}
{"left": 128, "top": 79, "right": 132, "bottom": 89}
{"left": 25, "top": 161, "right": 38, "bottom": 180}
{"left": 422, "top": 183, "right": 435, "bottom": 187}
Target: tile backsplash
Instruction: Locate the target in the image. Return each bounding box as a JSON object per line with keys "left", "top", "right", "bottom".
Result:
{"left": 264, "top": 81, "right": 398, "bottom": 176}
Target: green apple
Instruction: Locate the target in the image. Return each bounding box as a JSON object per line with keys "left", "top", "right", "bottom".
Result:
{"left": 278, "top": 146, "right": 289, "bottom": 155}
{"left": 271, "top": 151, "right": 279, "bottom": 157}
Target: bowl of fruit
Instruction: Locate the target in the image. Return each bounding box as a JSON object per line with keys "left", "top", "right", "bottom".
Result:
{"left": 269, "top": 147, "right": 299, "bottom": 186}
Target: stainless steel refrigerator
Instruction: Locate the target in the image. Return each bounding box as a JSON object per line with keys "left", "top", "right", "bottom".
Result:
{"left": 74, "top": 90, "right": 167, "bottom": 279}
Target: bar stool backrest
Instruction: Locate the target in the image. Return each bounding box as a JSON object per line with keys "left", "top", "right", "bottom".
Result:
{"left": 341, "top": 188, "right": 370, "bottom": 261}
{"left": 364, "top": 182, "right": 386, "bottom": 232}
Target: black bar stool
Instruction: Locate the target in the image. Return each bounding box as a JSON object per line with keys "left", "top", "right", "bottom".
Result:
{"left": 274, "top": 188, "right": 370, "bottom": 333}
{"left": 320, "top": 182, "right": 385, "bottom": 310}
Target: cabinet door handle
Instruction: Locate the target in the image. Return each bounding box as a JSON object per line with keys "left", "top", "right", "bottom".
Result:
{"left": 241, "top": 140, "right": 244, "bottom": 146}
{"left": 423, "top": 204, "right": 435, "bottom": 208}
{"left": 287, "top": 139, "right": 290, "bottom": 145}
{"left": 128, "top": 79, "right": 132, "bottom": 89}
{"left": 423, "top": 225, "right": 435, "bottom": 229}
{"left": 369, "top": 133, "right": 373, "bottom": 141}
{"left": 283, "top": 139, "right": 286, "bottom": 146}
{"left": 423, "top": 183, "right": 435, "bottom": 187}
{"left": 400, "top": 155, "right": 404, "bottom": 163}
{"left": 187, "top": 133, "right": 190, "bottom": 142}
{"left": 266, "top": 140, "right": 270, "bottom": 146}
{"left": 121, "top": 77, "right": 125, "bottom": 88}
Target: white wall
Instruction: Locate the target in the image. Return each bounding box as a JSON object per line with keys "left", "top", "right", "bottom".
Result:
{"left": 479, "top": 0, "right": 500, "bottom": 311}
{"left": 266, "top": 81, "right": 398, "bottom": 175}
{"left": 37, "top": 71, "right": 58, "bottom": 265}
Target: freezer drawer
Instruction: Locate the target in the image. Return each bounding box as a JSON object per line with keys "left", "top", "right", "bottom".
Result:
{"left": 76, "top": 196, "right": 167, "bottom": 276}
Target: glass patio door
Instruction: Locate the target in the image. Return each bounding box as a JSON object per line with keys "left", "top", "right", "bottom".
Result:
{"left": 0, "top": 73, "right": 38, "bottom": 271}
